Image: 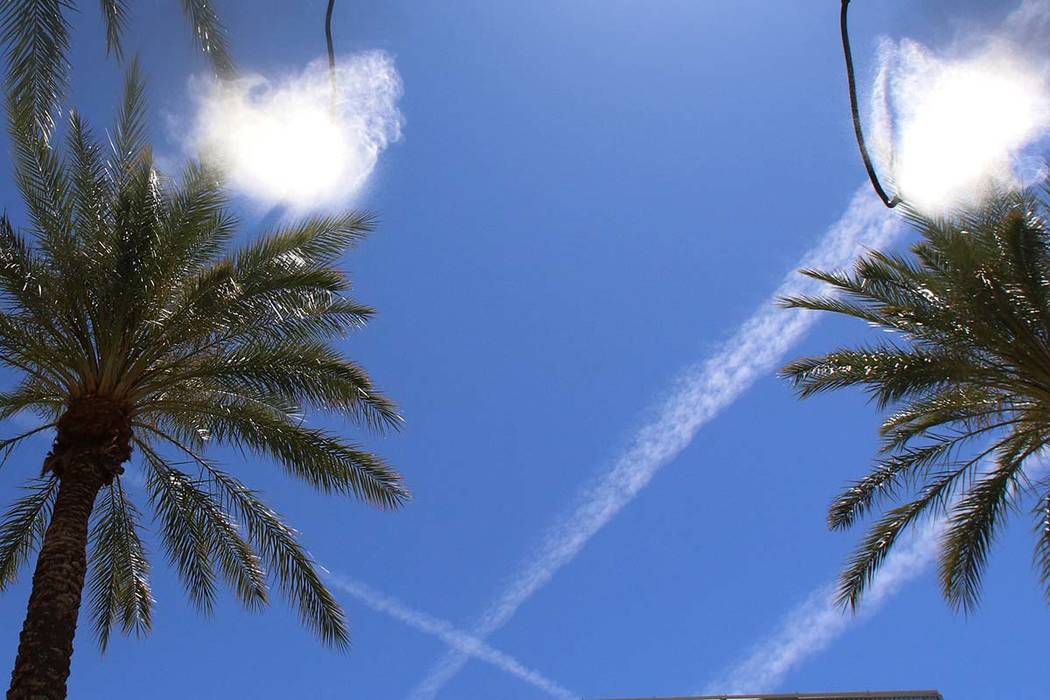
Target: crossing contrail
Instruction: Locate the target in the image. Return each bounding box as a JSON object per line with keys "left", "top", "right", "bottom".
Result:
{"left": 406, "top": 2, "right": 1050, "bottom": 694}
{"left": 327, "top": 574, "right": 576, "bottom": 699}
{"left": 406, "top": 187, "right": 903, "bottom": 700}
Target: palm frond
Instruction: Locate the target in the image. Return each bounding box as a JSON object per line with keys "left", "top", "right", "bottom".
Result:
{"left": 1035, "top": 493, "right": 1050, "bottom": 604}
{"left": 0, "top": 0, "right": 71, "bottom": 136}
{"left": 155, "top": 341, "right": 402, "bottom": 432}
{"left": 182, "top": 447, "right": 349, "bottom": 647}
{"left": 208, "top": 466, "right": 349, "bottom": 647}
{"left": 0, "top": 476, "right": 58, "bottom": 589}
{"left": 180, "top": 0, "right": 234, "bottom": 78}
{"left": 140, "top": 399, "right": 407, "bottom": 508}
{"left": 939, "top": 439, "right": 1038, "bottom": 612}
{"left": 139, "top": 439, "right": 267, "bottom": 612}
{"left": 781, "top": 344, "right": 977, "bottom": 408}
{"left": 87, "top": 480, "right": 152, "bottom": 650}
{"left": 837, "top": 461, "right": 970, "bottom": 610}
{"left": 109, "top": 57, "right": 148, "bottom": 185}
{"left": 98, "top": 0, "right": 129, "bottom": 58}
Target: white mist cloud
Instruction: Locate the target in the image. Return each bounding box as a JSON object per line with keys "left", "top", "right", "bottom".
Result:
{"left": 327, "top": 574, "right": 575, "bottom": 700}
{"left": 186, "top": 51, "right": 402, "bottom": 211}
{"left": 871, "top": 0, "right": 1050, "bottom": 215}
{"left": 406, "top": 187, "right": 903, "bottom": 700}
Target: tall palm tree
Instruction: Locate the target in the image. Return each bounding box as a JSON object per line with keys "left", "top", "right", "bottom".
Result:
{"left": 0, "top": 62, "right": 407, "bottom": 700}
{"left": 780, "top": 183, "right": 1050, "bottom": 614}
{"left": 1, "top": 0, "right": 234, "bottom": 136}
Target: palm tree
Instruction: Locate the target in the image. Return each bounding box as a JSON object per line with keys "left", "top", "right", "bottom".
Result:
{"left": 0, "top": 62, "right": 407, "bottom": 700}
{"left": 1, "top": 0, "right": 234, "bottom": 136}
{"left": 780, "top": 183, "right": 1050, "bottom": 615}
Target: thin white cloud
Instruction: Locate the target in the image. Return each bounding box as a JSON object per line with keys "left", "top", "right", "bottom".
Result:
{"left": 701, "top": 519, "right": 943, "bottom": 695}
{"left": 327, "top": 574, "right": 575, "bottom": 700}
{"left": 406, "top": 187, "right": 903, "bottom": 700}
{"left": 185, "top": 51, "right": 402, "bottom": 211}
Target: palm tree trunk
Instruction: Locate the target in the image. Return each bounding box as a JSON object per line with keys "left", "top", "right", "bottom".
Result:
{"left": 6, "top": 460, "right": 105, "bottom": 700}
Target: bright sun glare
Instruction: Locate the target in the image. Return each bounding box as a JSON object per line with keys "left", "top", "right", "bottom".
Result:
{"left": 885, "top": 41, "right": 1050, "bottom": 215}
{"left": 189, "top": 52, "right": 402, "bottom": 211}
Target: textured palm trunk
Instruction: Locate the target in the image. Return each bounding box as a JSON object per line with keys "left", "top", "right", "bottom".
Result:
{"left": 6, "top": 459, "right": 105, "bottom": 700}
{"left": 6, "top": 396, "right": 132, "bottom": 700}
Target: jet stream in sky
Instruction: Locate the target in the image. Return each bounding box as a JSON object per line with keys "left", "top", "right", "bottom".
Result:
{"left": 403, "top": 3, "right": 1050, "bottom": 695}
{"left": 405, "top": 187, "right": 903, "bottom": 700}
{"left": 705, "top": 453, "right": 1050, "bottom": 694}
{"left": 700, "top": 519, "right": 944, "bottom": 695}
{"left": 328, "top": 574, "right": 576, "bottom": 700}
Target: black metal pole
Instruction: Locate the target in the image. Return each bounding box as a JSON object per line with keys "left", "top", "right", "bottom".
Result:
{"left": 326, "top": 0, "right": 337, "bottom": 111}
{"left": 841, "top": 0, "right": 899, "bottom": 208}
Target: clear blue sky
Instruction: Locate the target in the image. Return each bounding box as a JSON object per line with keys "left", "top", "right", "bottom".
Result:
{"left": 0, "top": 1, "right": 1044, "bottom": 699}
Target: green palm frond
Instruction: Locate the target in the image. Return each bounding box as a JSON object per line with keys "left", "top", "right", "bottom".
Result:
{"left": 180, "top": 0, "right": 234, "bottom": 78}
{"left": 940, "top": 437, "right": 1043, "bottom": 612}
{"left": 1035, "top": 493, "right": 1050, "bottom": 603}
{"left": 0, "top": 476, "right": 58, "bottom": 589}
{"left": 205, "top": 466, "right": 350, "bottom": 648}
{"left": 170, "top": 442, "right": 349, "bottom": 647}
{"left": 1, "top": 0, "right": 234, "bottom": 137}
{"left": 99, "top": 0, "right": 129, "bottom": 58}
{"left": 87, "top": 480, "right": 151, "bottom": 650}
{"left": 0, "top": 0, "right": 71, "bottom": 135}
{"left": 139, "top": 440, "right": 266, "bottom": 614}
{"left": 837, "top": 459, "right": 974, "bottom": 610}
{"left": 158, "top": 341, "right": 402, "bottom": 432}
{"left": 140, "top": 398, "right": 407, "bottom": 508}
{"left": 109, "top": 57, "right": 149, "bottom": 182}
{"left": 782, "top": 184, "right": 1050, "bottom": 612}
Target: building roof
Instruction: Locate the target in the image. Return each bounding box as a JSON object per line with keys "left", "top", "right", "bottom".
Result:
{"left": 588, "top": 692, "right": 943, "bottom": 700}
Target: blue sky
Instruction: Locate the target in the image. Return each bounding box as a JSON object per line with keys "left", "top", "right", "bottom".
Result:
{"left": 0, "top": 1, "right": 1047, "bottom": 699}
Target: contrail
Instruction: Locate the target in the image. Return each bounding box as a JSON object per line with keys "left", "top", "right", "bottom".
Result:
{"left": 698, "top": 2, "right": 1050, "bottom": 691}
{"left": 406, "top": 3, "right": 1050, "bottom": 695}
{"left": 406, "top": 188, "right": 903, "bottom": 700}
{"left": 327, "top": 574, "right": 577, "bottom": 700}
{"left": 703, "top": 453, "right": 1050, "bottom": 694}
{"left": 700, "top": 518, "right": 943, "bottom": 695}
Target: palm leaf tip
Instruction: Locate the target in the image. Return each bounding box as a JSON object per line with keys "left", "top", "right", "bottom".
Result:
{"left": 88, "top": 482, "right": 152, "bottom": 650}
{"left": 0, "top": 477, "right": 59, "bottom": 590}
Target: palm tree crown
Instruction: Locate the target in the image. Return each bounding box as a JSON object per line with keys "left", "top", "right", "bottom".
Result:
{"left": 781, "top": 182, "right": 1050, "bottom": 614}
{"left": 0, "top": 61, "right": 407, "bottom": 663}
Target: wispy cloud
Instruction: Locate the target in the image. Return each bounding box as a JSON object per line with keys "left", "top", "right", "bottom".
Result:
{"left": 184, "top": 51, "right": 403, "bottom": 211}
{"left": 327, "top": 574, "right": 575, "bottom": 700}
{"left": 701, "top": 519, "right": 943, "bottom": 695}
{"left": 405, "top": 187, "right": 903, "bottom": 700}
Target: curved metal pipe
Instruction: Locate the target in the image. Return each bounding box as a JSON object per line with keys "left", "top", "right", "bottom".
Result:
{"left": 326, "top": 0, "right": 337, "bottom": 111}
{"left": 841, "top": 0, "right": 899, "bottom": 208}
